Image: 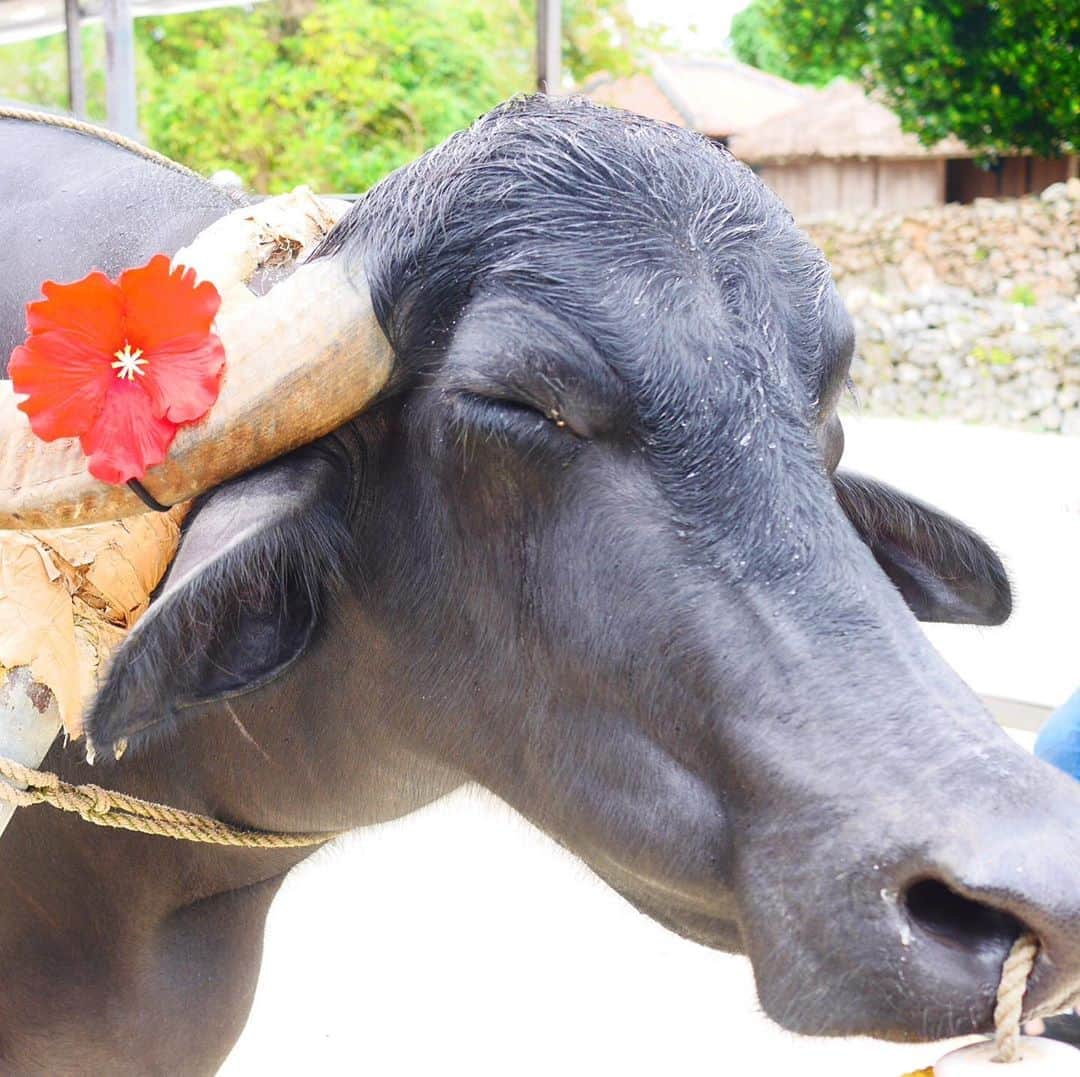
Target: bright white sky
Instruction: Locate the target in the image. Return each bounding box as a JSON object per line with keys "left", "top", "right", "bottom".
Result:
{"left": 627, "top": 0, "right": 751, "bottom": 52}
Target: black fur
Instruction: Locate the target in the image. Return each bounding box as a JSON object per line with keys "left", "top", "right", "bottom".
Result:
{"left": 85, "top": 448, "right": 351, "bottom": 749}
{"left": 834, "top": 470, "right": 1012, "bottom": 624}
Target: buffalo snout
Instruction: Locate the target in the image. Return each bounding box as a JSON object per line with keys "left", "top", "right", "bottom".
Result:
{"left": 738, "top": 732, "right": 1080, "bottom": 1041}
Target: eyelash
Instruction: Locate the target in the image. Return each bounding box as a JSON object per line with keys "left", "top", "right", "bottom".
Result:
{"left": 452, "top": 392, "right": 577, "bottom": 448}
{"left": 459, "top": 392, "right": 560, "bottom": 426}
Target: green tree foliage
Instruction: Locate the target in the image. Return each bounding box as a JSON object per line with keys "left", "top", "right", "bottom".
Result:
{"left": 0, "top": 0, "right": 654, "bottom": 192}
{"left": 729, "top": 1, "right": 864, "bottom": 87}
{"left": 558, "top": 0, "right": 653, "bottom": 80}
{"left": 139, "top": 0, "right": 522, "bottom": 191}
{"left": 866, "top": 0, "right": 1078, "bottom": 157}
{"left": 729, "top": 5, "right": 789, "bottom": 79}
{"left": 730, "top": 1, "right": 1079, "bottom": 157}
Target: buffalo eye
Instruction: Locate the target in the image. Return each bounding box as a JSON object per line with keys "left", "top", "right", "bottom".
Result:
{"left": 453, "top": 390, "right": 583, "bottom": 441}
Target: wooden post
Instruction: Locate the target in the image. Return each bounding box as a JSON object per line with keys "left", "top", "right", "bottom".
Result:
{"left": 64, "top": 0, "right": 87, "bottom": 119}
{"left": 536, "top": 0, "right": 561, "bottom": 94}
{"left": 103, "top": 0, "right": 138, "bottom": 138}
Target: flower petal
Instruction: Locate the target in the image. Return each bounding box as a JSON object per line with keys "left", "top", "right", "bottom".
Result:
{"left": 119, "top": 254, "right": 221, "bottom": 352}
{"left": 140, "top": 332, "right": 226, "bottom": 424}
{"left": 79, "top": 379, "right": 178, "bottom": 484}
{"left": 26, "top": 271, "right": 125, "bottom": 353}
{"left": 8, "top": 330, "right": 113, "bottom": 440}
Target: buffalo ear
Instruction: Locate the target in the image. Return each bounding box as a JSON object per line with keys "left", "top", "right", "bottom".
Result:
{"left": 833, "top": 471, "right": 1011, "bottom": 626}
{"left": 84, "top": 448, "right": 351, "bottom": 751}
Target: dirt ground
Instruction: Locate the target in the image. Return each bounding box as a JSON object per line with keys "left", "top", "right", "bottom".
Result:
{"left": 221, "top": 416, "right": 1079, "bottom": 1076}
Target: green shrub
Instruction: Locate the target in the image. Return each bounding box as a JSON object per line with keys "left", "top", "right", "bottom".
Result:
{"left": 1, "top": 0, "right": 656, "bottom": 193}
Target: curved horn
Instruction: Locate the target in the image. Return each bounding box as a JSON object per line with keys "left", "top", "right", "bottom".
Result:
{"left": 0, "top": 257, "right": 392, "bottom": 530}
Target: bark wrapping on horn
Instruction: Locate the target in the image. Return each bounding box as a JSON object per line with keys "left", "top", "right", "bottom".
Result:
{"left": 0, "top": 509, "right": 186, "bottom": 736}
{"left": 172, "top": 186, "right": 351, "bottom": 305}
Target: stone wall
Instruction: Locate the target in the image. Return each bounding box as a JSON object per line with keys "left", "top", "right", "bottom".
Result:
{"left": 805, "top": 179, "right": 1080, "bottom": 434}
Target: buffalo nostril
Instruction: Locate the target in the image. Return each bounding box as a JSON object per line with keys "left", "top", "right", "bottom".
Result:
{"left": 903, "top": 879, "right": 1025, "bottom": 955}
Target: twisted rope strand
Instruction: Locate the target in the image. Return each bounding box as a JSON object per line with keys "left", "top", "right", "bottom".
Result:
{"left": 0, "top": 755, "right": 337, "bottom": 849}
{"left": 0, "top": 106, "right": 203, "bottom": 179}
{"left": 993, "top": 932, "right": 1039, "bottom": 1063}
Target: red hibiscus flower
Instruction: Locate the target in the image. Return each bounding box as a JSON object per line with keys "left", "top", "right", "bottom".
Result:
{"left": 8, "top": 254, "right": 225, "bottom": 485}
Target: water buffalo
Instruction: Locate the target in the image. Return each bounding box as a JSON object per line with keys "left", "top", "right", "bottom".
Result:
{"left": 1, "top": 97, "right": 1078, "bottom": 1074}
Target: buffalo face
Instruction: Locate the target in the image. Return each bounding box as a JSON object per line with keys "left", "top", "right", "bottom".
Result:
{"left": 88, "top": 97, "right": 1080, "bottom": 1041}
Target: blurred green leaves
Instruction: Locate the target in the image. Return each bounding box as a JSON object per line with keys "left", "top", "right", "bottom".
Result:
{"left": 0, "top": 0, "right": 654, "bottom": 192}
{"left": 729, "top": 1, "right": 1079, "bottom": 158}
{"left": 730, "top": 0, "right": 867, "bottom": 87}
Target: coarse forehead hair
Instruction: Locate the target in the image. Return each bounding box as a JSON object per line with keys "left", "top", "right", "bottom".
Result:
{"left": 323, "top": 95, "right": 839, "bottom": 395}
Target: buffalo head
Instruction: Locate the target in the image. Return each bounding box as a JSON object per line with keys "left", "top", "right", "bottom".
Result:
{"left": 77, "top": 97, "right": 1080, "bottom": 1040}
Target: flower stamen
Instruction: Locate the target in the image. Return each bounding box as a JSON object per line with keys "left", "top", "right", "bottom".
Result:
{"left": 111, "top": 343, "right": 146, "bottom": 380}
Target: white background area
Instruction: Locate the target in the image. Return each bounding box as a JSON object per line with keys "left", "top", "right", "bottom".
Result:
{"left": 627, "top": 0, "right": 749, "bottom": 50}
{"left": 843, "top": 416, "right": 1080, "bottom": 709}
{"left": 223, "top": 417, "right": 1078, "bottom": 1075}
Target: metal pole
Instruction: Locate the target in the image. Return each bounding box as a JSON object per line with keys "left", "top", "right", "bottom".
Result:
{"left": 104, "top": 0, "right": 138, "bottom": 138}
{"left": 536, "top": 0, "right": 561, "bottom": 94}
{"left": 64, "top": 0, "right": 87, "bottom": 119}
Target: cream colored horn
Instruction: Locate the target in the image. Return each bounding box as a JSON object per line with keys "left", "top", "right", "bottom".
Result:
{"left": 0, "top": 200, "right": 391, "bottom": 530}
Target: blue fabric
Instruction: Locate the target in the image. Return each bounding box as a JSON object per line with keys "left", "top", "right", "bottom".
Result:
{"left": 1035, "top": 688, "right": 1080, "bottom": 781}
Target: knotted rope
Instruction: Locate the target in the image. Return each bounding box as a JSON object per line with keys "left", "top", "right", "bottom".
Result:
{"left": 0, "top": 755, "right": 338, "bottom": 848}
{"left": 994, "top": 933, "right": 1039, "bottom": 1062}
{"left": 992, "top": 932, "right": 1080, "bottom": 1063}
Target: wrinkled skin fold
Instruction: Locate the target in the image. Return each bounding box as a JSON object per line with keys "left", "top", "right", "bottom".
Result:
{"left": 1, "top": 99, "right": 1079, "bottom": 1074}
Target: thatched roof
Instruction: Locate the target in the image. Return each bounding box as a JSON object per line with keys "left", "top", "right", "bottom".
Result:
{"left": 586, "top": 56, "right": 811, "bottom": 140}
{"left": 729, "top": 80, "right": 973, "bottom": 163}
{"left": 586, "top": 71, "right": 688, "bottom": 129}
